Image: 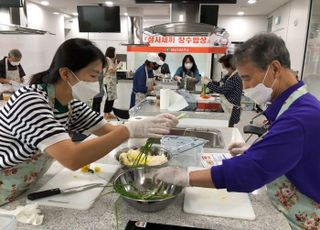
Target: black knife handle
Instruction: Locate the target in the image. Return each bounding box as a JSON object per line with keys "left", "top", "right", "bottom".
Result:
{"left": 27, "top": 188, "right": 61, "bottom": 200}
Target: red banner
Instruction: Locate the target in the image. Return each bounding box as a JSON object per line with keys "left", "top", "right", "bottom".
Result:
{"left": 127, "top": 46, "right": 227, "bottom": 54}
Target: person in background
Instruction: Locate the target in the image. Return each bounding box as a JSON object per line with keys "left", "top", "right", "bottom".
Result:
{"left": 201, "top": 54, "right": 243, "bottom": 127}
{"left": 154, "top": 33, "right": 320, "bottom": 229}
{"left": 130, "top": 53, "right": 163, "bottom": 108}
{"left": 0, "top": 38, "right": 178, "bottom": 205}
{"left": 91, "top": 72, "right": 105, "bottom": 114}
{"left": 174, "top": 55, "right": 200, "bottom": 90}
{"left": 0, "top": 49, "right": 25, "bottom": 84}
{"left": 158, "top": 52, "right": 171, "bottom": 76}
{"left": 103, "top": 47, "right": 120, "bottom": 120}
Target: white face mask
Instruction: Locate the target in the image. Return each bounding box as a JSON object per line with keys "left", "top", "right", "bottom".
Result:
{"left": 221, "top": 69, "right": 229, "bottom": 76}
{"left": 184, "top": 63, "right": 193, "bottom": 70}
{"left": 68, "top": 71, "right": 100, "bottom": 102}
{"left": 243, "top": 65, "right": 276, "bottom": 105}
{"left": 10, "top": 61, "right": 20, "bottom": 66}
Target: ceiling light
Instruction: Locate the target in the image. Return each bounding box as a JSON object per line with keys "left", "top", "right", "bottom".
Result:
{"left": 248, "top": 0, "right": 256, "bottom": 4}
{"left": 105, "top": 1, "right": 114, "bottom": 6}
{"left": 64, "top": 14, "right": 71, "bottom": 19}
{"left": 53, "top": 12, "right": 60, "bottom": 15}
{"left": 72, "top": 12, "right": 78, "bottom": 16}
{"left": 237, "top": 11, "right": 245, "bottom": 16}
{"left": 124, "top": 12, "right": 128, "bottom": 16}
{"left": 179, "top": 14, "right": 184, "bottom": 22}
{"left": 40, "top": 1, "right": 49, "bottom": 6}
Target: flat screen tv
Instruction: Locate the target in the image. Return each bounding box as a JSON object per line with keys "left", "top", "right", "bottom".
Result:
{"left": 77, "top": 6, "right": 121, "bottom": 33}
{"left": 0, "top": 0, "right": 24, "bottom": 7}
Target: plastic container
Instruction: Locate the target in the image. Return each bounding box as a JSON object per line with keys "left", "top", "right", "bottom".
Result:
{"left": 160, "top": 136, "right": 208, "bottom": 167}
{"left": 0, "top": 214, "right": 16, "bottom": 230}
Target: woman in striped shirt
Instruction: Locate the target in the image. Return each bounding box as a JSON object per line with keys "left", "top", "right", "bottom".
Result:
{"left": 0, "top": 38, "right": 178, "bottom": 205}
{"left": 201, "top": 54, "right": 243, "bottom": 127}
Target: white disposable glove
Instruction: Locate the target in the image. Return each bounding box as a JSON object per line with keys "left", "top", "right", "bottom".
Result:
{"left": 201, "top": 76, "right": 211, "bottom": 85}
{"left": 228, "top": 142, "right": 249, "bottom": 156}
{"left": 154, "top": 166, "right": 189, "bottom": 187}
{"left": 124, "top": 113, "right": 178, "bottom": 138}
{"left": 175, "top": 76, "right": 182, "bottom": 83}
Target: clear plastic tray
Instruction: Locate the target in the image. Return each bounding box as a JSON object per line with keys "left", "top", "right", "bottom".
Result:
{"left": 160, "top": 136, "right": 208, "bottom": 167}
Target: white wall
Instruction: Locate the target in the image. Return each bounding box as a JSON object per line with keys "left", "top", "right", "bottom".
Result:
{"left": 269, "top": 0, "right": 310, "bottom": 77}
{"left": 0, "top": 2, "right": 65, "bottom": 81}
{"left": 218, "top": 16, "right": 268, "bottom": 42}
{"left": 65, "top": 16, "right": 129, "bottom": 55}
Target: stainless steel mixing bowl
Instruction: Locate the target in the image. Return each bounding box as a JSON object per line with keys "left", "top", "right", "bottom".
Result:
{"left": 113, "top": 167, "right": 183, "bottom": 212}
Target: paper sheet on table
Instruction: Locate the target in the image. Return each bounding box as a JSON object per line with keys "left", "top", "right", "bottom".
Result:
{"left": 167, "top": 91, "right": 188, "bottom": 112}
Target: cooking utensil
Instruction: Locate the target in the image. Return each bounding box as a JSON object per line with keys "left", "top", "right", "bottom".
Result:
{"left": 27, "top": 183, "right": 105, "bottom": 200}
{"left": 113, "top": 167, "right": 183, "bottom": 212}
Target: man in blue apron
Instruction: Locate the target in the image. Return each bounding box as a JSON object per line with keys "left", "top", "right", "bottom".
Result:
{"left": 130, "top": 53, "right": 163, "bottom": 108}
{"left": 154, "top": 33, "right": 320, "bottom": 229}
{"left": 0, "top": 49, "right": 25, "bottom": 84}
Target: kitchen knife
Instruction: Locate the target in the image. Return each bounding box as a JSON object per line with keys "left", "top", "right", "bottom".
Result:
{"left": 27, "top": 183, "right": 105, "bottom": 200}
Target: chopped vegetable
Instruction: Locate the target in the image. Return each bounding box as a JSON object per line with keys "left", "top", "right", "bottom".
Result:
{"left": 80, "top": 164, "right": 90, "bottom": 173}
{"left": 119, "top": 149, "right": 167, "bottom": 167}
{"left": 94, "top": 166, "right": 102, "bottom": 173}
{"left": 80, "top": 164, "right": 102, "bottom": 173}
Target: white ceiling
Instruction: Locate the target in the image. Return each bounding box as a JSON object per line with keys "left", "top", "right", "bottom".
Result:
{"left": 29, "top": 0, "right": 290, "bottom": 17}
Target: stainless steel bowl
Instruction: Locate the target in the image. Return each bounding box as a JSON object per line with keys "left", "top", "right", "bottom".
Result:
{"left": 113, "top": 167, "right": 183, "bottom": 212}
{"left": 114, "top": 145, "right": 171, "bottom": 168}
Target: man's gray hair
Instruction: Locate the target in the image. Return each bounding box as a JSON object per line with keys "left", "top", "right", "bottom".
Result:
{"left": 234, "top": 33, "right": 291, "bottom": 70}
{"left": 8, "top": 49, "right": 22, "bottom": 59}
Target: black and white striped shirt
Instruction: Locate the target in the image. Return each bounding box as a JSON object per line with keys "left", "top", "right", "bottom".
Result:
{"left": 0, "top": 84, "right": 106, "bottom": 169}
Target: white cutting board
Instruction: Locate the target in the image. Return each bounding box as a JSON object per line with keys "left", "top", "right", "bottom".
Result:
{"left": 183, "top": 167, "right": 255, "bottom": 220}
{"left": 27, "top": 163, "right": 120, "bottom": 210}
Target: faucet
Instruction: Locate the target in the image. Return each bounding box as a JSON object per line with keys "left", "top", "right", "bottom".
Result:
{"left": 129, "top": 98, "right": 154, "bottom": 117}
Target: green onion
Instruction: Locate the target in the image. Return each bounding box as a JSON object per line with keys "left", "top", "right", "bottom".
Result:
{"left": 176, "top": 113, "right": 187, "bottom": 120}
{"left": 132, "top": 138, "right": 155, "bottom": 167}
{"left": 113, "top": 182, "right": 172, "bottom": 201}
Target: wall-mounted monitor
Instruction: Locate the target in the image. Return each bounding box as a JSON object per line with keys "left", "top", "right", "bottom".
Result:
{"left": 0, "top": 0, "right": 24, "bottom": 7}
{"left": 200, "top": 5, "right": 219, "bottom": 26}
{"left": 77, "top": 5, "right": 121, "bottom": 33}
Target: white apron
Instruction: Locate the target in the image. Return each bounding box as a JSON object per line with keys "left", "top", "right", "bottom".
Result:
{"left": 5, "top": 58, "right": 20, "bottom": 82}
{"left": 219, "top": 71, "right": 241, "bottom": 114}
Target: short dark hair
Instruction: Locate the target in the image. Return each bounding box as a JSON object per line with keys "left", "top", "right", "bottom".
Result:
{"left": 8, "top": 49, "right": 22, "bottom": 59}
{"left": 182, "top": 54, "right": 198, "bottom": 73}
{"left": 30, "top": 38, "right": 105, "bottom": 84}
{"left": 158, "top": 52, "right": 166, "bottom": 61}
{"left": 218, "top": 54, "right": 235, "bottom": 69}
{"left": 234, "top": 33, "right": 291, "bottom": 70}
{"left": 105, "top": 46, "right": 116, "bottom": 59}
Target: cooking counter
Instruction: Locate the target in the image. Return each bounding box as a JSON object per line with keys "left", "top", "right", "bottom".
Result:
{"left": 129, "top": 97, "right": 230, "bottom": 121}
{"left": 4, "top": 127, "right": 290, "bottom": 230}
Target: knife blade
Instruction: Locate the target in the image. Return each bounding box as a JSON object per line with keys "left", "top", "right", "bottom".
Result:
{"left": 27, "top": 183, "right": 105, "bottom": 200}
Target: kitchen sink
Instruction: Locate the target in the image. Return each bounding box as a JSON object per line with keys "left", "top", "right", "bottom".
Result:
{"left": 157, "top": 128, "right": 225, "bottom": 149}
